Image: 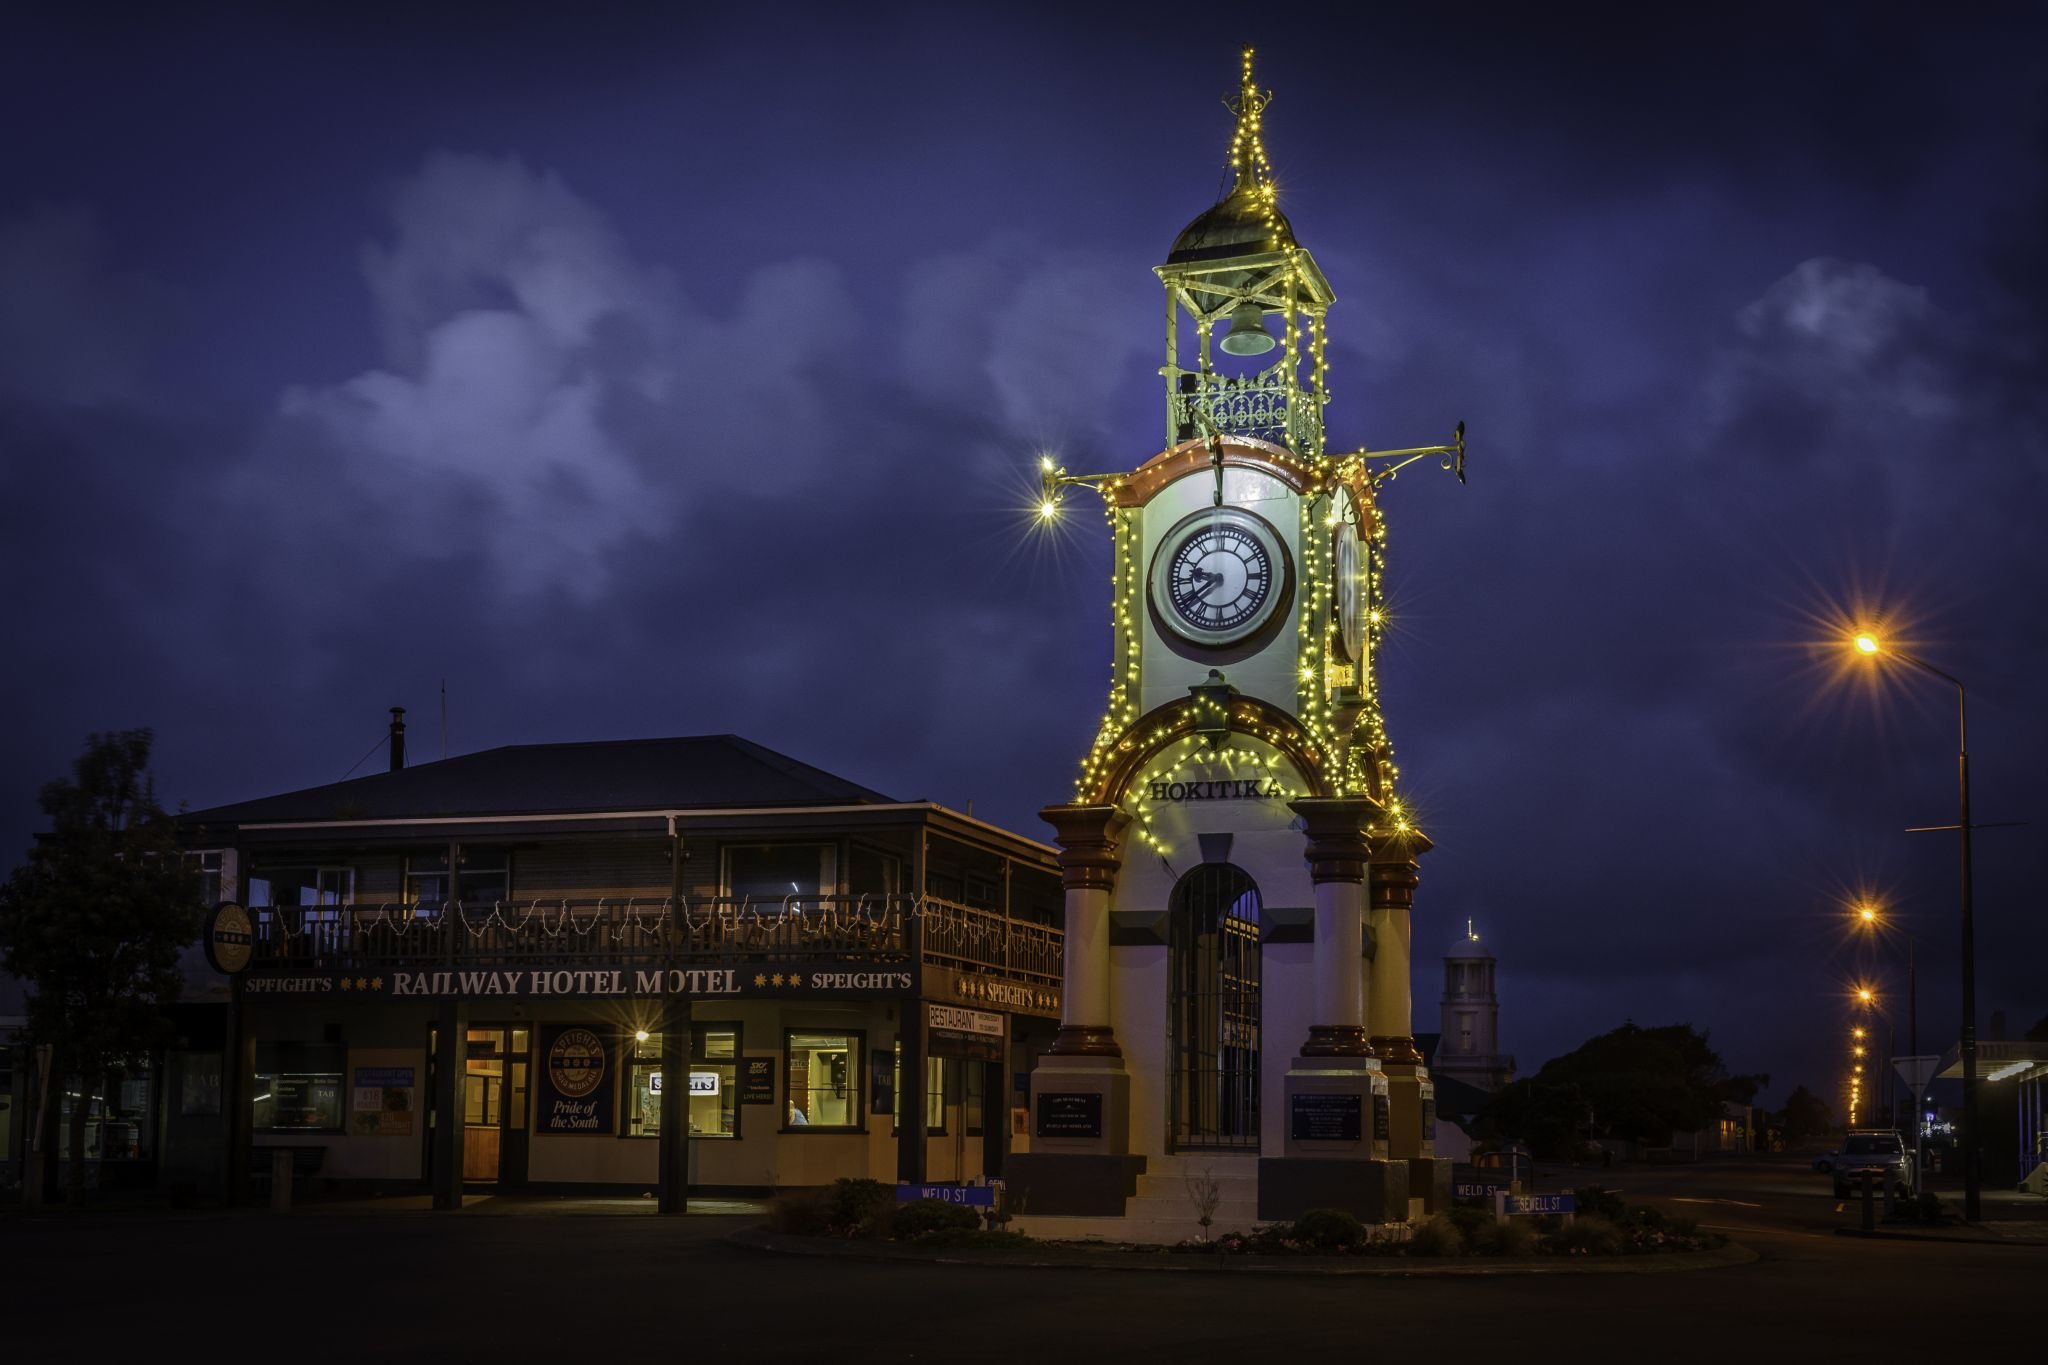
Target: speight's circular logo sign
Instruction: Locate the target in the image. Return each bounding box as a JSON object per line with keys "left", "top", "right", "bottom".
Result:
{"left": 548, "top": 1028, "right": 607, "bottom": 1098}
{"left": 205, "top": 902, "right": 253, "bottom": 975}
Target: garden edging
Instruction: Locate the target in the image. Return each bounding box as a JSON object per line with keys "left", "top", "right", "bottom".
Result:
{"left": 727, "top": 1225, "right": 1760, "bottom": 1276}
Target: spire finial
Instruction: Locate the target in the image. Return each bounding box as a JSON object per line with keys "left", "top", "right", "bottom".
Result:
{"left": 1467, "top": 918, "right": 1478, "bottom": 942}
{"left": 1225, "top": 47, "right": 1277, "bottom": 210}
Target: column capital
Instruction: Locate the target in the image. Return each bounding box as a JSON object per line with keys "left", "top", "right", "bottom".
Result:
{"left": 1372, "top": 1035, "right": 1426, "bottom": 1066}
{"left": 1288, "top": 796, "right": 1379, "bottom": 884}
{"left": 1039, "top": 804, "right": 1131, "bottom": 893}
{"left": 1368, "top": 835, "right": 1428, "bottom": 912}
{"left": 1301, "top": 1024, "right": 1377, "bottom": 1058}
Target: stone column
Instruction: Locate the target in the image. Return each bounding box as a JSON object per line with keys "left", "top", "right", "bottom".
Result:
{"left": 1040, "top": 805, "right": 1128, "bottom": 1059}
{"left": 1007, "top": 805, "right": 1142, "bottom": 1215}
{"left": 1291, "top": 798, "right": 1377, "bottom": 1058}
{"left": 1368, "top": 833, "right": 1448, "bottom": 1213}
{"left": 1366, "top": 839, "right": 1426, "bottom": 1063}
{"left": 1259, "top": 798, "right": 1403, "bottom": 1224}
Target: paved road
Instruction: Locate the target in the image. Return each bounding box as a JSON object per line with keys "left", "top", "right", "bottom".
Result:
{"left": 3, "top": 1158, "right": 2039, "bottom": 1364}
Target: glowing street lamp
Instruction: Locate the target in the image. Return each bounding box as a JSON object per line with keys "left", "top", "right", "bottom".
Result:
{"left": 1850, "top": 627, "right": 1982, "bottom": 1220}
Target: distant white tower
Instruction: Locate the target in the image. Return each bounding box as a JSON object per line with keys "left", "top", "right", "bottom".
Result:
{"left": 1434, "top": 921, "right": 1513, "bottom": 1093}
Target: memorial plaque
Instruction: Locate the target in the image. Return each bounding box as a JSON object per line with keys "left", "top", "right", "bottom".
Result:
{"left": 1290, "top": 1091, "right": 1364, "bottom": 1141}
{"left": 1035, "top": 1092, "right": 1103, "bottom": 1138}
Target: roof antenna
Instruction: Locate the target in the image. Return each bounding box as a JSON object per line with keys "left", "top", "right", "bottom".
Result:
{"left": 440, "top": 678, "right": 448, "bottom": 760}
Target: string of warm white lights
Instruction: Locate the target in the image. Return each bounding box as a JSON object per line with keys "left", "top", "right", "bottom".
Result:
{"left": 248, "top": 893, "right": 1027, "bottom": 946}
{"left": 1055, "top": 46, "right": 1447, "bottom": 836}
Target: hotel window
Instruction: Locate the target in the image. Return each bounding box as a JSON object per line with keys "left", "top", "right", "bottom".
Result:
{"left": 890, "top": 1044, "right": 946, "bottom": 1134}
{"left": 249, "top": 867, "right": 353, "bottom": 912}
{"left": 185, "top": 850, "right": 224, "bottom": 905}
{"left": 725, "top": 844, "right": 836, "bottom": 900}
{"left": 623, "top": 1026, "right": 740, "bottom": 1139}
{"left": 964, "top": 1061, "right": 985, "bottom": 1136}
{"left": 848, "top": 845, "right": 902, "bottom": 898}
{"left": 58, "top": 1070, "right": 154, "bottom": 1160}
{"left": 406, "top": 847, "right": 509, "bottom": 912}
{"left": 785, "top": 1031, "right": 861, "bottom": 1129}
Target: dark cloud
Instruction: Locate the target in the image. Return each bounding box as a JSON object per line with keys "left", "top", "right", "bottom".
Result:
{"left": 3, "top": 3, "right": 2044, "bottom": 1091}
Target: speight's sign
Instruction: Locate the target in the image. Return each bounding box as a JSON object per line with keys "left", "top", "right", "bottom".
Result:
{"left": 205, "top": 902, "right": 253, "bottom": 975}
{"left": 239, "top": 963, "right": 915, "bottom": 1001}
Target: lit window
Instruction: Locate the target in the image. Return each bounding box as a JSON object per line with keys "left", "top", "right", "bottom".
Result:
{"left": 623, "top": 1026, "right": 740, "bottom": 1139}
{"left": 785, "top": 1031, "right": 861, "bottom": 1129}
{"left": 890, "top": 1044, "right": 946, "bottom": 1134}
{"left": 725, "top": 845, "right": 836, "bottom": 900}
{"left": 406, "top": 848, "right": 509, "bottom": 912}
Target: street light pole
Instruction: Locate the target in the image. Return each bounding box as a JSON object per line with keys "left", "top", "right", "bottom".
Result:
{"left": 1862, "top": 638, "right": 1979, "bottom": 1221}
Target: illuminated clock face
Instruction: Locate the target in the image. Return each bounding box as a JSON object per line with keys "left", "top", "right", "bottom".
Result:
{"left": 1334, "top": 491, "right": 1364, "bottom": 663}
{"left": 1150, "top": 507, "right": 1288, "bottom": 646}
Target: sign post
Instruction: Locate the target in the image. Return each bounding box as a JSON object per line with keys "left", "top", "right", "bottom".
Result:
{"left": 1894, "top": 1055, "right": 1941, "bottom": 1190}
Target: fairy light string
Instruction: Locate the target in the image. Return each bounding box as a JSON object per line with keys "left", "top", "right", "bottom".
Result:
{"left": 1061, "top": 46, "right": 1440, "bottom": 848}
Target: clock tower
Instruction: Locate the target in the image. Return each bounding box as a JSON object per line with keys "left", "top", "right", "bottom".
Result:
{"left": 1010, "top": 49, "right": 1466, "bottom": 1236}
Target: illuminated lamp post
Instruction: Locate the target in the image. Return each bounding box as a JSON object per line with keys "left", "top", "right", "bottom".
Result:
{"left": 1851, "top": 631, "right": 1979, "bottom": 1220}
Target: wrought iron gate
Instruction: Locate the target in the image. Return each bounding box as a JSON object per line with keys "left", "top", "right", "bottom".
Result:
{"left": 1168, "top": 864, "right": 1262, "bottom": 1151}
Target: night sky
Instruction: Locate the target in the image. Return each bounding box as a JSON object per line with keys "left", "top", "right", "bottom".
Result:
{"left": 4, "top": 3, "right": 2045, "bottom": 1108}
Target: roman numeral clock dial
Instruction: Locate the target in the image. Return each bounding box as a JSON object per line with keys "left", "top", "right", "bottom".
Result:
{"left": 1149, "top": 506, "right": 1289, "bottom": 646}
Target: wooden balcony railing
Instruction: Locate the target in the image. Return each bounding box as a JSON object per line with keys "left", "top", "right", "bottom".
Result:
{"left": 244, "top": 894, "right": 1062, "bottom": 990}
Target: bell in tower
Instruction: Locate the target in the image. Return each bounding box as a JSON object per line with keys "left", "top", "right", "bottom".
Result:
{"left": 1158, "top": 47, "right": 1335, "bottom": 455}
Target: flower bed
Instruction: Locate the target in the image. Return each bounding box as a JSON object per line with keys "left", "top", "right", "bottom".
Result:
{"left": 1168, "top": 1189, "right": 1728, "bottom": 1259}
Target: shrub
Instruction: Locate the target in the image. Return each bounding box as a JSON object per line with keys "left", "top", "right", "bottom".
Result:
{"left": 1408, "top": 1215, "right": 1465, "bottom": 1257}
{"left": 1666, "top": 1211, "right": 1700, "bottom": 1237}
{"left": 823, "top": 1177, "right": 892, "bottom": 1235}
{"left": 1470, "top": 1216, "right": 1539, "bottom": 1258}
{"left": 767, "top": 1187, "right": 831, "bottom": 1236}
{"left": 891, "top": 1198, "right": 982, "bottom": 1240}
{"left": 1572, "top": 1186, "right": 1627, "bottom": 1222}
{"left": 1291, "top": 1208, "right": 1367, "bottom": 1251}
{"left": 1629, "top": 1204, "right": 1667, "bottom": 1232}
{"left": 911, "top": 1228, "right": 1036, "bottom": 1250}
{"left": 1444, "top": 1203, "right": 1492, "bottom": 1240}
{"left": 1913, "top": 1191, "right": 1945, "bottom": 1223}
{"left": 1548, "top": 1214, "right": 1625, "bottom": 1256}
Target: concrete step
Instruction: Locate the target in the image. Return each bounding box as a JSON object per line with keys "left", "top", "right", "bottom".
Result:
{"left": 1133, "top": 1171, "right": 1260, "bottom": 1202}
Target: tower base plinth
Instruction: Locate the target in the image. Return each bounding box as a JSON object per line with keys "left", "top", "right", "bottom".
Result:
{"left": 1257, "top": 1157, "right": 1409, "bottom": 1224}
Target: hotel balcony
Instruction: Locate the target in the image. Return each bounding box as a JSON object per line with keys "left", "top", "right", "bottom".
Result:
{"left": 241, "top": 894, "right": 1064, "bottom": 996}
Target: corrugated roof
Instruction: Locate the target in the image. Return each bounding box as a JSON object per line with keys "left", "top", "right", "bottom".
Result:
{"left": 179, "top": 734, "right": 896, "bottom": 827}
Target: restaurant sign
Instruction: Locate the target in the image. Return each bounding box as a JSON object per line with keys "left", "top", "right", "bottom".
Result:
{"left": 240, "top": 963, "right": 915, "bottom": 1001}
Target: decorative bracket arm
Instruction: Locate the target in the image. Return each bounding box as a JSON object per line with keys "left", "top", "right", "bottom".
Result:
{"left": 1333, "top": 420, "right": 1467, "bottom": 487}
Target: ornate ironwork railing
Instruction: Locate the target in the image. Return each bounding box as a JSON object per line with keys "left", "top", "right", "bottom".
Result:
{"left": 920, "top": 898, "right": 1063, "bottom": 988}
{"left": 243, "top": 895, "right": 1061, "bottom": 989}
{"left": 1175, "top": 369, "right": 1291, "bottom": 445}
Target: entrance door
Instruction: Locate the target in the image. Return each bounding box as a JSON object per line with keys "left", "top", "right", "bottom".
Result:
{"left": 458, "top": 1026, "right": 531, "bottom": 1185}
{"left": 1168, "top": 864, "right": 1262, "bottom": 1151}
{"left": 463, "top": 1027, "right": 505, "bottom": 1182}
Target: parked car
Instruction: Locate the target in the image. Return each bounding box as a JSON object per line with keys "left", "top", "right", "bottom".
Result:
{"left": 1832, "top": 1130, "right": 1914, "bottom": 1199}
